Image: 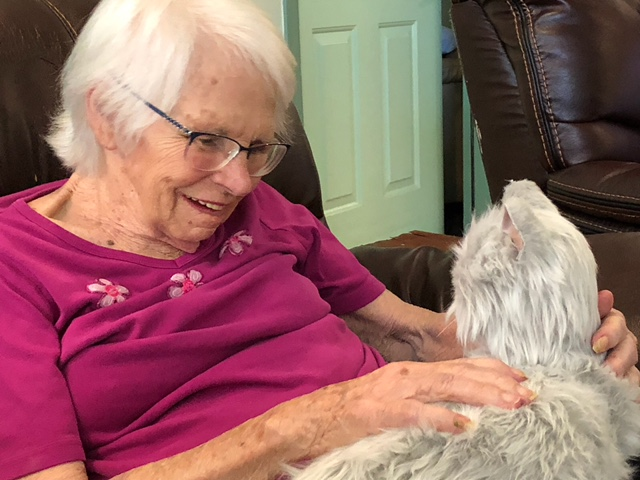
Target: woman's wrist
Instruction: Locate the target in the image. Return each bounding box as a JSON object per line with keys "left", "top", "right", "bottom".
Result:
{"left": 409, "top": 306, "right": 462, "bottom": 362}
{"left": 262, "top": 388, "right": 338, "bottom": 463}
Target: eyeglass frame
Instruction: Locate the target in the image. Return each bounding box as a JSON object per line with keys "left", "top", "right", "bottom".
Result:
{"left": 134, "top": 94, "right": 291, "bottom": 177}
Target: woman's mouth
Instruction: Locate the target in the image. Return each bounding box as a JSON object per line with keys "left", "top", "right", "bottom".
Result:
{"left": 184, "top": 195, "right": 225, "bottom": 212}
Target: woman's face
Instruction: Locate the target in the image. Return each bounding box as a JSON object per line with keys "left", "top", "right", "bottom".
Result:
{"left": 116, "top": 57, "right": 277, "bottom": 253}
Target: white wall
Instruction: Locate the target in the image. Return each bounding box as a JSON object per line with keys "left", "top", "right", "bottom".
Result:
{"left": 252, "top": 0, "right": 285, "bottom": 33}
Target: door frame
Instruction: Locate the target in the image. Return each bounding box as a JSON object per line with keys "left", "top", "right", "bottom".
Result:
{"left": 283, "top": 0, "right": 304, "bottom": 119}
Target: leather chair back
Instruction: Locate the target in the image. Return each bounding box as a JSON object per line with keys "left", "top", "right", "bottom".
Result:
{"left": 0, "top": 0, "right": 326, "bottom": 224}
{"left": 451, "top": 0, "right": 640, "bottom": 233}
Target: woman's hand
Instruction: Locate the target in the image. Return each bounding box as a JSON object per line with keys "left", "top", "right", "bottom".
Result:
{"left": 593, "top": 290, "right": 639, "bottom": 383}
{"left": 287, "top": 357, "right": 535, "bottom": 460}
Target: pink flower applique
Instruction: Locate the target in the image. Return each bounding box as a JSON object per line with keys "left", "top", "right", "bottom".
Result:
{"left": 168, "top": 270, "right": 203, "bottom": 298}
{"left": 219, "top": 230, "right": 253, "bottom": 259}
{"left": 87, "top": 278, "right": 129, "bottom": 308}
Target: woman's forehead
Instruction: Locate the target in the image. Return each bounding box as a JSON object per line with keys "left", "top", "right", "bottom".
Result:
{"left": 175, "top": 67, "right": 277, "bottom": 139}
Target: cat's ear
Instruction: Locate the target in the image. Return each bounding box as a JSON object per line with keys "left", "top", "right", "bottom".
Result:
{"left": 502, "top": 206, "right": 525, "bottom": 257}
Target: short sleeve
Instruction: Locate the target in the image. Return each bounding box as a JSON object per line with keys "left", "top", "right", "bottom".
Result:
{"left": 0, "top": 257, "right": 85, "bottom": 479}
{"left": 251, "top": 183, "right": 386, "bottom": 316}
{"left": 297, "top": 217, "right": 386, "bottom": 315}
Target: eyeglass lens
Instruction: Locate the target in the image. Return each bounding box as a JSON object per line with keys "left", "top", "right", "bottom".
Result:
{"left": 188, "top": 134, "right": 287, "bottom": 177}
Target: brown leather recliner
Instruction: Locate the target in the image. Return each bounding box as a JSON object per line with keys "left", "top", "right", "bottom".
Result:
{"left": 451, "top": 0, "right": 640, "bottom": 234}
{"left": 2, "top": 0, "right": 640, "bottom": 356}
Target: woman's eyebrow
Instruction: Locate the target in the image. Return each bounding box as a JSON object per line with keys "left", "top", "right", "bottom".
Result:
{"left": 196, "top": 126, "right": 275, "bottom": 146}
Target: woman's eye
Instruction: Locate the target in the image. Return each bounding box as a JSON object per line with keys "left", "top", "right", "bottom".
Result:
{"left": 195, "top": 135, "right": 229, "bottom": 153}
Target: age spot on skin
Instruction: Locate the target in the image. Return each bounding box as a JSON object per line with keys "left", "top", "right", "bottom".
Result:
{"left": 107, "top": 240, "right": 115, "bottom": 246}
{"left": 399, "top": 367, "right": 409, "bottom": 376}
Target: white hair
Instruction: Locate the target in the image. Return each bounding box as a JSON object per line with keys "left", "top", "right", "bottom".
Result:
{"left": 47, "top": 0, "right": 297, "bottom": 175}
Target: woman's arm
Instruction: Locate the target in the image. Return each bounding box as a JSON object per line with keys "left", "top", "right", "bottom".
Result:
{"left": 341, "top": 289, "right": 461, "bottom": 363}
{"left": 20, "top": 357, "right": 533, "bottom": 480}
{"left": 110, "top": 358, "right": 531, "bottom": 480}
{"left": 592, "top": 290, "right": 639, "bottom": 380}
{"left": 19, "top": 462, "right": 87, "bottom": 480}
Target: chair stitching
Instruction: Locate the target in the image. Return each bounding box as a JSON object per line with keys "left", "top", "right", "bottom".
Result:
{"left": 506, "top": 2, "right": 554, "bottom": 171}
{"left": 522, "top": 3, "right": 567, "bottom": 169}
{"left": 39, "top": 0, "right": 78, "bottom": 40}
{"left": 550, "top": 196, "right": 640, "bottom": 219}
{"left": 548, "top": 179, "right": 640, "bottom": 201}
{"left": 561, "top": 213, "right": 623, "bottom": 233}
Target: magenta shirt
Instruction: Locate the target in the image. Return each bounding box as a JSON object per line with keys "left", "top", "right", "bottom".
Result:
{"left": 0, "top": 181, "right": 386, "bottom": 479}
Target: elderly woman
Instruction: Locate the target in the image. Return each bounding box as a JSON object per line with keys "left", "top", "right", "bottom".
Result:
{"left": 0, "top": 0, "right": 636, "bottom": 479}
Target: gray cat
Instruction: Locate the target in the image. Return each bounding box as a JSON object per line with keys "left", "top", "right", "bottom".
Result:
{"left": 288, "top": 180, "right": 640, "bottom": 480}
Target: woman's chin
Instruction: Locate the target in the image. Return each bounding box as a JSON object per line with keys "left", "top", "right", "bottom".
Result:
{"left": 182, "top": 240, "right": 203, "bottom": 253}
{"left": 165, "top": 226, "right": 219, "bottom": 253}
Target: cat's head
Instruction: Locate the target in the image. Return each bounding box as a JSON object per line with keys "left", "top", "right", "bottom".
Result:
{"left": 447, "top": 180, "right": 600, "bottom": 368}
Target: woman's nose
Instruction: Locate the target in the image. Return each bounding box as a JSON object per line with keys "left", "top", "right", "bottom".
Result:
{"left": 212, "top": 152, "right": 255, "bottom": 196}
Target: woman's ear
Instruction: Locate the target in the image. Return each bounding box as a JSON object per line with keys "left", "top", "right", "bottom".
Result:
{"left": 85, "top": 89, "right": 119, "bottom": 151}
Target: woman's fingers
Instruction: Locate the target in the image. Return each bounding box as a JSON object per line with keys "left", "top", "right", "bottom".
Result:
{"left": 415, "top": 404, "right": 472, "bottom": 434}
{"left": 592, "top": 292, "right": 639, "bottom": 377}
{"left": 368, "top": 359, "right": 535, "bottom": 417}
{"left": 593, "top": 308, "right": 627, "bottom": 355}
{"left": 362, "top": 396, "right": 472, "bottom": 434}
{"left": 407, "top": 359, "right": 536, "bottom": 410}
{"left": 458, "top": 357, "right": 529, "bottom": 381}
{"left": 604, "top": 330, "right": 639, "bottom": 377}
{"left": 597, "top": 289, "right": 615, "bottom": 319}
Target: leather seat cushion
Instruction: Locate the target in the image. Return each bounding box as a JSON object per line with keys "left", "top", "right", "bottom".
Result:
{"left": 547, "top": 161, "right": 640, "bottom": 230}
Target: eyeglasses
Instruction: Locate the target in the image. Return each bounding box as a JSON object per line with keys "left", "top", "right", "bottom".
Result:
{"left": 138, "top": 98, "right": 290, "bottom": 177}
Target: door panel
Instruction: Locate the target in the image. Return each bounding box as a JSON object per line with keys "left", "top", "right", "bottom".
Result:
{"left": 299, "top": 0, "right": 443, "bottom": 248}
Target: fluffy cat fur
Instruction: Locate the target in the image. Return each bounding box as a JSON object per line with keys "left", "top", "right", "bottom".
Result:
{"left": 287, "top": 180, "right": 640, "bottom": 480}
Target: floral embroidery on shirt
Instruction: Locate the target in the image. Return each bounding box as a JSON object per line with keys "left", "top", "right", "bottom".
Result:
{"left": 219, "top": 230, "right": 253, "bottom": 259}
{"left": 168, "top": 270, "right": 203, "bottom": 298}
{"left": 87, "top": 279, "right": 130, "bottom": 308}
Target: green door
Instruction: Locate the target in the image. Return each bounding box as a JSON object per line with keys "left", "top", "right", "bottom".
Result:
{"left": 297, "top": 0, "right": 444, "bottom": 247}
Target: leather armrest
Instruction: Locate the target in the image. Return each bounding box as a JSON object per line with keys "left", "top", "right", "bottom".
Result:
{"left": 351, "top": 245, "right": 455, "bottom": 313}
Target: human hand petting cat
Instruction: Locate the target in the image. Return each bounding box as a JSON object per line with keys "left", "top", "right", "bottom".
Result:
{"left": 593, "top": 290, "right": 640, "bottom": 384}
{"left": 283, "top": 357, "right": 535, "bottom": 462}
